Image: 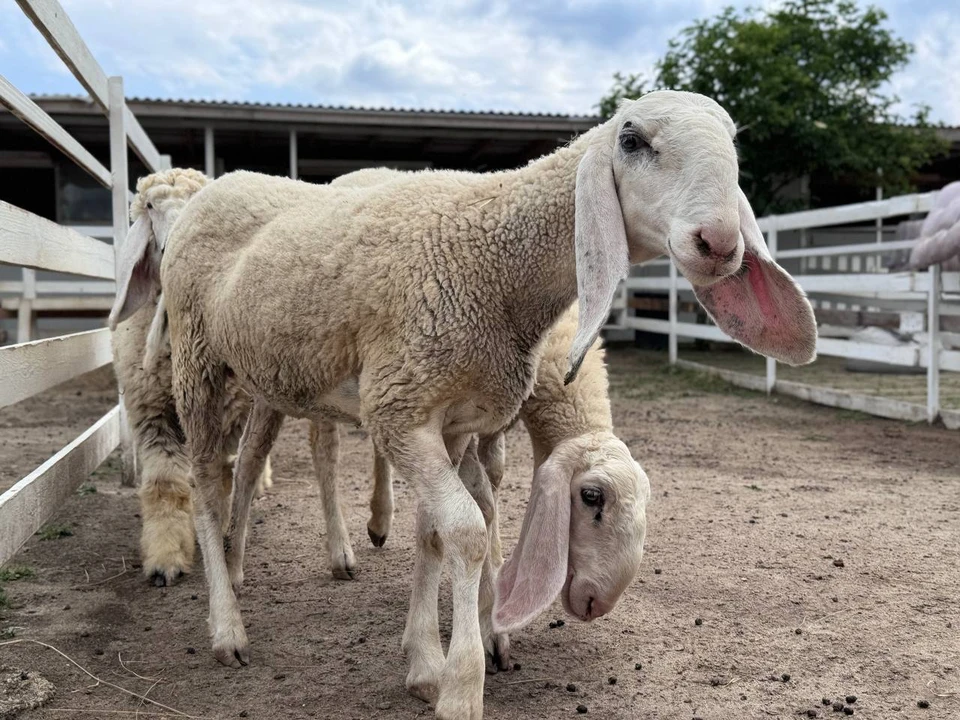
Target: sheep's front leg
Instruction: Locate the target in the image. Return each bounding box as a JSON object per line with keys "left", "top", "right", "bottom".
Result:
{"left": 137, "top": 447, "right": 195, "bottom": 586}
{"left": 367, "top": 448, "right": 393, "bottom": 547}
{"left": 224, "top": 402, "right": 284, "bottom": 592}
{"left": 309, "top": 420, "right": 356, "bottom": 580}
{"left": 402, "top": 503, "right": 445, "bottom": 703}
{"left": 393, "top": 428, "right": 486, "bottom": 720}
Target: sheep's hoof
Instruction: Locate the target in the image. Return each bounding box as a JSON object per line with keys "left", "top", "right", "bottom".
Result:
{"left": 331, "top": 566, "right": 356, "bottom": 581}
{"left": 485, "top": 632, "right": 511, "bottom": 673}
{"left": 367, "top": 527, "right": 388, "bottom": 548}
{"left": 148, "top": 568, "right": 184, "bottom": 588}
{"left": 212, "top": 627, "right": 250, "bottom": 669}
{"left": 330, "top": 550, "right": 357, "bottom": 580}
{"left": 405, "top": 674, "right": 439, "bottom": 705}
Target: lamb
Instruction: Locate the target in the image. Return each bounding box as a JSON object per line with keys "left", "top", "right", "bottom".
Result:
{"left": 110, "top": 168, "right": 273, "bottom": 587}
{"left": 269, "top": 302, "right": 650, "bottom": 670}
{"left": 110, "top": 91, "right": 817, "bottom": 720}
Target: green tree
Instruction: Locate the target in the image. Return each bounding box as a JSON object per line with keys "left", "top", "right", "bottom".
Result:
{"left": 599, "top": 0, "right": 947, "bottom": 214}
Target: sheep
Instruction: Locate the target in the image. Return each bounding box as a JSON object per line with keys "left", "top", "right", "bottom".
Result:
{"left": 110, "top": 168, "right": 273, "bottom": 587}
{"left": 109, "top": 90, "right": 817, "bottom": 720}
{"left": 258, "top": 302, "right": 646, "bottom": 671}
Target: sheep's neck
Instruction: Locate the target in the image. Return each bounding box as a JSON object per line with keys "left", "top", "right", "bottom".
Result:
{"left": 491, "top": 132, "right": 596, "bottom": 345}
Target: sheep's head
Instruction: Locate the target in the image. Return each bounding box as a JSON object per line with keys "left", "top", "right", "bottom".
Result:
{"left": 568, "top": 90, "right": 817, "bottom": 382}
{"left": 493, "top": 432, "right": 650, "bottom": 633}
{"left": 109, "top": 168, "right": 208, "bottom": 330}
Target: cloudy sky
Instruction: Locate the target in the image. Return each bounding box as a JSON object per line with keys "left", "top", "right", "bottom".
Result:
{"left": 2, "top": 0, "right": 958, "bottom": 123}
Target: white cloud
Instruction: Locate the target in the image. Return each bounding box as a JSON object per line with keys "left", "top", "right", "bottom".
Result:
{"left": 1, "top": 0, "right": 956, "bottom": 122}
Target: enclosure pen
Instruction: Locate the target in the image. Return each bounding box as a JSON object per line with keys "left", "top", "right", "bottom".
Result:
{"left": 0, "top": 0, "right": 168, "bottom": 565}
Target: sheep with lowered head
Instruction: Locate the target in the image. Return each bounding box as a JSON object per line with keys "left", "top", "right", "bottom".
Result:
{"left": 245, "top": 301, "right": 649, "bottom": 671}
{"left": 110, "top": 168, "right": 273, "bottom": 587}
{"left": 110, "top": 91, "right": 816, "bottom": 720}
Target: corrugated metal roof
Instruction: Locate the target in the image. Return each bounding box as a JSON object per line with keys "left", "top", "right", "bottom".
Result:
{"left": 28, "top": 94, "right": 600, "bottom": 121}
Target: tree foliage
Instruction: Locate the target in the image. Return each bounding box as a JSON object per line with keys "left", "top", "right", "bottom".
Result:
{"left": 599, "top": 0, "right": 947, "bottom": 214}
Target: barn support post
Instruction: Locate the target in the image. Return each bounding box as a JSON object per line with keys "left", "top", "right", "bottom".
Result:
{"left": 927, "top": 264, "right": 941, "bottom": 424}
{"left": 765, "top": 222, "right": 778, "bottom": 394}
{"left": 109, "top": 76, "right": 137, "bottom": 488}
{"left": 204, "top": 126, "right": 215, "bottom": 178}
{"left": 289, "top": 129, "right": 298, "bottom": 180}
{"left": 159, "top": 153, "right": 171, "bottom": 170}
{"left": 668, "top": 260, "right": 678, "bottom": 365}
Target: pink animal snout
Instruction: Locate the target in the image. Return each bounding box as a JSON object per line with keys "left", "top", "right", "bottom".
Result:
{"left": 694, "top": 225, "right": 741, "bottom": 262}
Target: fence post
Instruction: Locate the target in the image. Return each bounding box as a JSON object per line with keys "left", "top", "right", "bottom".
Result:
{"left": 765, "top": 222, "right": 778, "bottom": 394}
{"left": 17, "top": 269, "right": 37, "bottom": 343}
{"left": 668, "top": 260, "right": 678, "bottom": 365}
{"left": 159, "top": 153, "right": 172, "bottom": 171}
{"left": 109, "top": 76, "right": 137, "bottom": 488}
{"left": 927, "top": 264, "right": 940, "bottom": 424}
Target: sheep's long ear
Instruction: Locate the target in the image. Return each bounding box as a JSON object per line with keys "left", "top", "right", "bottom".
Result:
{"left": 108, "top": 217, "right": 159, "bottom": 330}
{"left": 567, "top": 143, "right": 629, "bottom": 384}
{"left": 692, "top": 188, "right": 817, "bottom": 366}
{"left": 141, "top": 293, "right": 168, "bottom": 372}
{"left": 493, "top": 453, "right": 571, "bottom": 634}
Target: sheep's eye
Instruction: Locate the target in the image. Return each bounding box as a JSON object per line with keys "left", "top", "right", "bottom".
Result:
{"left": 619, "top": 133, "right": 648, "bottom": 153}
{"left": 580, "top": 487, "right": 604, "bottom": 507}
{"left": 146, "top": 202, "right": 153, "bottom": 210}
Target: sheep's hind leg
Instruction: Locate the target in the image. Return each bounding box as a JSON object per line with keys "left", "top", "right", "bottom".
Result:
{"left": 309, "top": 420, "right": 356, "bottom": 580}
{"left": 224, "top": 401, "right": 284, "bottom": 592}
{"left": 367, "top": 447, "right": 393, "bottom": 547}
{"left": 173, "top": 345, "right": 248, "bottom": 668}
{"left": 391, "top": 427, "right": 486, "bottom": 720}
{"left": 460, "top": 433, "right": 510, "bottom": 672}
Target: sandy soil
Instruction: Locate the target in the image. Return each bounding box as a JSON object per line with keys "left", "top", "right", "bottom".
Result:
{"left": 0, "top": 351, "right": 958, "bottom": 720}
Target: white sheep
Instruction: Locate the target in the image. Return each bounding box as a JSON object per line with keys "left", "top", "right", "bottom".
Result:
{"left": 110, "top": 168, "right": 273, "bottom": 586}
{"left": 110, "top": 90, "right": 817, "bottom": 720}
{"left": 302, "top": 301, "right": 649, "bottom": 670}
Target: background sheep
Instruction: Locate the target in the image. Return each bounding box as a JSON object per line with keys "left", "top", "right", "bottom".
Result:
{"left": 111, "top": 169, "right": 273, "bottom": 586}
{"left": 111, "top": 91, "right": 816, "bottom": 720}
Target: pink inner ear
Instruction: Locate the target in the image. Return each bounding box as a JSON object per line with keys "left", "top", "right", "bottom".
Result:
{"left": 693, "top": 251, "right": 817, "bottom": 366}
{"left": 745, "top": 253, "right": 775, "bottom": 321}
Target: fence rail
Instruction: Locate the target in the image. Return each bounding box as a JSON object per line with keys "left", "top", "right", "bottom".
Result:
{"left": 614, "top": 189, "right": 960, "bottom": 428}
{"left": 0, "top": 0, "right": 165, "bottom": 565}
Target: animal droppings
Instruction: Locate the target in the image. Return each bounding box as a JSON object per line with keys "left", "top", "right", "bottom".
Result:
{"left": 832, "top": 702, "right": 844, "bottom": 712}
{"left": 845, "top": 696, "right": 856, "bottom": 704}
{"left": 608, "top": 677, "right": 617, "bottom": 685}
{"left": 843, "top": 708, "right": 854, "bottom": 716}
{"left": 822, "top": 698, "right": 832, "bottom": 706}
{"left": 833, "top": 559, "right": 845, "bottom": 568}
{"left": 918, "top": 700, "right": 930, "bottom": 709}
{"left": 781, "top": 674, "right": 791, "bottom": 682}
{"left": 567, "top": 683, "right": 578, "bottom": 692}
{"left": 577, "top": 705, "right": 588, "bottom": 714}
{"left": 694, "top": 618, "right": 703, "bottom": 626}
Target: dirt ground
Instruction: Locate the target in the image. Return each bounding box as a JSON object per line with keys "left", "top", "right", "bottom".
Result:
{"left": 1, "top": 350, "right": 958, "bottom": 720}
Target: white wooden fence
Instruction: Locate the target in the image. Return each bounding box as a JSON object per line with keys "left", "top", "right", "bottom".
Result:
{"left": 0, "top": 0, "right": 168, "bottom": 565}
{"left": 610, "top": 191, "right": 960, "bottom": 429}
